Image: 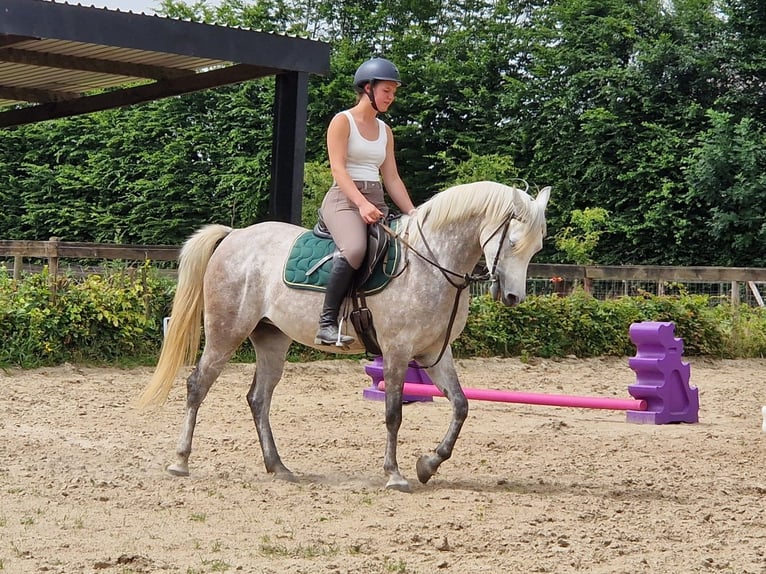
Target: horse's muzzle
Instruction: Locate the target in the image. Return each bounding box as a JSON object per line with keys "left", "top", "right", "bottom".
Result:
{"left": 502, "top": 292, "right": 521, "bottom": 306}
{"left": 489, "top": 282, "right": 522, "bottom": 307}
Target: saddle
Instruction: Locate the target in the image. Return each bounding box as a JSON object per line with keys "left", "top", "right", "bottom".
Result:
{"left": 283, "top": 216, "right": 402, "bottom": 355}
{"left": 311, "top": 217, "right": 392, "bottom": 292}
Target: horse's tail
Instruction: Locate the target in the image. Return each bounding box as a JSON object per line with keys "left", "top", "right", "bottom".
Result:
{"left": 136, "top": 224, "right": 233, "bottom": 408}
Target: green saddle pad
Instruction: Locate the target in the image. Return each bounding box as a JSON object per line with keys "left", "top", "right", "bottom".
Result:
{"left": 283, "top": 224, "right": 401, "bottom": 294}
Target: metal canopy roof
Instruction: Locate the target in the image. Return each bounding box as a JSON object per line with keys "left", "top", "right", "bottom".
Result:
{"left": 0, "top": 0, "right": 331, "bottom": 223}
{"left": 0, "top": 0, "right": 330, "bottom": 126}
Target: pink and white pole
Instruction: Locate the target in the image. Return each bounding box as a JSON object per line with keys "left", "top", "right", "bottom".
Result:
{"left": 376, "top": 381, "right": 647, "bottom": 411}
{"left": 363, "top": 322, "right": 700, "bottom": 424}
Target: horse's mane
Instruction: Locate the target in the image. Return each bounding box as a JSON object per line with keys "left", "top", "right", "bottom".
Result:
{"left": 414, "top": 181, "right": 546, "bottom": 252}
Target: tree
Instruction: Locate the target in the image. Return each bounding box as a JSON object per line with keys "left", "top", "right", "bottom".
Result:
{"left": 511, "top": 0, "right": 732, "bottom": 264}
{"left": 4, "top": 0, "right": 766, "bottom": 268}
{"left": 683, "top": 111, "right": 766, "bottom": 266}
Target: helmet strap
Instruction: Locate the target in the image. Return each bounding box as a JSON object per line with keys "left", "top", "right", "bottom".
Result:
{"left": 366, "top": 82, "right": 380, "bottom": 112}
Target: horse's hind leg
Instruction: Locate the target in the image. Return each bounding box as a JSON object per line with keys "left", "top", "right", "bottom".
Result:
{"left": 245, "top": 323, "right": 295, "bottom": 481}
{"left": 415, "top": 348, "right": 468, "bottom": 484}
{"left": 168, "top": 347, "right": 234, "bottom": 476}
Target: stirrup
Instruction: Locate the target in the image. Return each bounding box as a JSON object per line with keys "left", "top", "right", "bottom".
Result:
{"left": 335, "top": 317, "right": 352, "bottom": 347}
{"left": 314, "top": 321, "right": 354, "bottom": 346}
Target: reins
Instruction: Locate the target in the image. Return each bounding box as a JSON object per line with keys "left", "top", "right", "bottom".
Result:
{"left": 379, "top": 212, "right": 513, "bottom": 369}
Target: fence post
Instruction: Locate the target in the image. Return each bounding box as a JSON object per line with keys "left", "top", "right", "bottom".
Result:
{"left": 731, "top": 281, "right": 739, "bottom": 306}
{"left": 582, "top": 267, "right": 592, "bottom": 294}
{"left": 13, "top": 254, "right": 22, "bottom": 281}
{"left": 47, "top": 236, "right": 60, "bottom": 300}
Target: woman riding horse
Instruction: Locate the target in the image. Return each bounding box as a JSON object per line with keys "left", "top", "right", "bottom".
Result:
{"left": 315, "top": 57, "right": 417, "bottom": 346}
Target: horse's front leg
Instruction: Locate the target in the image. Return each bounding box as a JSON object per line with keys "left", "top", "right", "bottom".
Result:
{"left": 415, "top": 348, "right": 468, "bottom": 484}
{"left": 382, "top": 359, "right": 411, "bottom": 491}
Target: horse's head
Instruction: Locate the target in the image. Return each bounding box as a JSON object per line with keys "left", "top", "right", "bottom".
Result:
{"left": 481, "top": 186, "right": 550, "bottom": 306}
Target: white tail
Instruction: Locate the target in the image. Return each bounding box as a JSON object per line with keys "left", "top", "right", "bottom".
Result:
{"left": 136, "top": 224, "right": 233, "bottom": 407}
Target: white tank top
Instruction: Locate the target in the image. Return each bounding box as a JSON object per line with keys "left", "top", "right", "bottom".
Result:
{"left": 340, "top": 110, "right": 387, "bottom": 181}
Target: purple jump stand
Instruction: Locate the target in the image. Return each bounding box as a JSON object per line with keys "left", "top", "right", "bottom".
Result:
{"left": 363, "top": 356, "right": 434, "bottom": 403}
{"left": 626, "top": 321, "right": 699, "bottom": 424}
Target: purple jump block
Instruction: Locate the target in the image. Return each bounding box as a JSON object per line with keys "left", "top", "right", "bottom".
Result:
{"left": 626, "top": 321, "right": 699, "bottom": 424}
{"left": 363, "top": 356, "right": 433, "bottom": 402}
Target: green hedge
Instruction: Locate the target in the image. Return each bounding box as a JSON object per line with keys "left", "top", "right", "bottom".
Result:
{"left": 453, "top": 288, "right": 766, "bottom": 360}
{"left": 0, "top": 265, "right": 173, "bottom": 368}
{"left": 2, "top": 268, "right": 766, "bottom": 369}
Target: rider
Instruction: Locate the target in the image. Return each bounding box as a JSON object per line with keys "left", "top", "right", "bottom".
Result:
{"left": 314, "top": 57, "right": 417, "bottom": 346}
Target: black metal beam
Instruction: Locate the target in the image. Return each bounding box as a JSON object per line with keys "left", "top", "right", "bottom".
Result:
{"left": 0, "top": 63, "right": 273, "bottom": 127}
{"left": 0, "top": 0, "right": 330, "bottom": 75}
{"left": 0, "top": 34, "right": 34, "bottom": 47}
{"left": 269, "top": 71, "right": 309, "bottom": 224}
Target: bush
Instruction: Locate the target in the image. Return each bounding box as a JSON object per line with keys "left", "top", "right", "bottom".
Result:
{"left": 2, "top": 268, "right": 766, "bottom": 369}
{"left": 0, "top": 265, "right": 173, "bottom": 368}
{"left": 453, "top": 289, "right": 766, "bottom": 360}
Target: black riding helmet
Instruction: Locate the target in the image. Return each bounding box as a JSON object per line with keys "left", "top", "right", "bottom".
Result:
{"left": 353, "top": 57, "right": 401, "bottom": 111}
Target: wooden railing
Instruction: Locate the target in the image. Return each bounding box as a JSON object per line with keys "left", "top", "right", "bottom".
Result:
{"left": 530, "top": 263, "right": 766, "bottom": 283}
{"left": 0, "top": 237, "right": 179, "bottom": 280}
{"left": 2, "top": 237, "right": 766, "bottom": 305}
{"left": 525, "top": 263, "right": 766, "bottom": 305}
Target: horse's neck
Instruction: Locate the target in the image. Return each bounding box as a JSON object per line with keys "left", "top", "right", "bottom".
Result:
{"left": 415, "top": 219, "right": 483, "bottom": 276}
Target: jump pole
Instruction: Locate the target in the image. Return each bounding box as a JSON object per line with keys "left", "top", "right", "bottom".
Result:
{"left": 364, "top": 322, "right": 700, "bottom": 424}
{"left": 364, "top": 357, "right": 645, "bottom": 411}
{"left": 376, "top": 381, "right": 647, "bottom": 411}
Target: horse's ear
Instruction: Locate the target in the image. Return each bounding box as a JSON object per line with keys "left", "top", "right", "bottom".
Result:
{"left": 537, "top": 186, "right": 551, "bottom": 208}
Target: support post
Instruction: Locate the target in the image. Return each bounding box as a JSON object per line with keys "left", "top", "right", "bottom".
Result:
{"left": 13, "top": 254, "right": 22, "bottom": 281}
{"left": 626, "top": 321, "right": 699, "bottom": 424}
{"left": 269, "top": 71, "right": 308, "bottom": 224}
{"left": 46, "top": 236, "right": 60, "bottom": 301}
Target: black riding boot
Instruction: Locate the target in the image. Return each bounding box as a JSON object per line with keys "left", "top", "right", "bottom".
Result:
{"left": 314, "top": 255, "right": 357, "bottom": 346}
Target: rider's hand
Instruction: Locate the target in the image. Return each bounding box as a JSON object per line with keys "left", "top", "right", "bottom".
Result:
{"left": 359, "top": 201, "right": 383, "bottom": 224}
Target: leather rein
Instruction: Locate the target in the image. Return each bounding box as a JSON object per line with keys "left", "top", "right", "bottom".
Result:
{"left": 379, "top": 212, "right": 513, "bottom": 369}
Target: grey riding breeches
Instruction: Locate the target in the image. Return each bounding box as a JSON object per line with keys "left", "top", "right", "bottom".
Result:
{"left": 319, "top": 181, "right": 388, "bottom": 270}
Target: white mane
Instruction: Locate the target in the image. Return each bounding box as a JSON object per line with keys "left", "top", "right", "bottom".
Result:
{"left": 414, "top": 181, "right": 546, "bottom": 252}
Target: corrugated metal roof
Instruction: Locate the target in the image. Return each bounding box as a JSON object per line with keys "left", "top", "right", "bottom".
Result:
{"left": 0, "top": 0, "right": 330, "bottom": 126}
{"left": 0, "top": 36, "right": 231, "bottom": 108}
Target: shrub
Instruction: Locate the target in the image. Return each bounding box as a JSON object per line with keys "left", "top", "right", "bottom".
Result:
{"left": 0, "top": 265, "right": 173, "bottom": 368}
{"left": 452, "top": 290, "right": 765, "bottom": 360}
{"left": 2, "top": 267, "right": 766, "bottom": 368}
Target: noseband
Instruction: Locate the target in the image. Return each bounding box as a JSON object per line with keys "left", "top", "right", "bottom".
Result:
{"left": 481, "top": 215, "right": 513, "bottom": 285}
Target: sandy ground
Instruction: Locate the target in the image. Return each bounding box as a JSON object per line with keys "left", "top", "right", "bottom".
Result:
{"left": 2, "top": 356, "right": 766, "bottom": 574}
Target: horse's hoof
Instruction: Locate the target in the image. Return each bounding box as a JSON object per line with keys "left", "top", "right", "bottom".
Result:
{"left": 416, "top": 454, "right": 438, "bottom": 484}
{"left": 167, "top": 464, "right": 190, "bottom": 477}
{"left": 385, "top": 477, "right": 411, "bottom": 492}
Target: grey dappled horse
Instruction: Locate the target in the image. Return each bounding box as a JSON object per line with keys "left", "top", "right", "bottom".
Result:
{"left": 138, "top": 181, "right": 550, "bottom": 491}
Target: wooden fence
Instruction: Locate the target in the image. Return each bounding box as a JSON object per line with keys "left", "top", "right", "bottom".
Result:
{"left": 2, "top": 237, "right": 766, "bottom": 305}
{"left": 524, "top": 263, "right": 766, "bottom": 305}
{"left": 0, "top": 236, "right": 178, "bottom": 278}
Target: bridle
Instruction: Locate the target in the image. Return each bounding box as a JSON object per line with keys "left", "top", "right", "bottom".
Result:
{"left": 380, "top": 211, "right": 514, "bottom": 368}
{"left": 481, "top": 216, "right": 514, "bottom": 287}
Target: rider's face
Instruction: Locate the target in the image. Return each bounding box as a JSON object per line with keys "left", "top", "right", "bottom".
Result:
{"left": 369, "top": 81, "right": 398, "bottom": 111}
